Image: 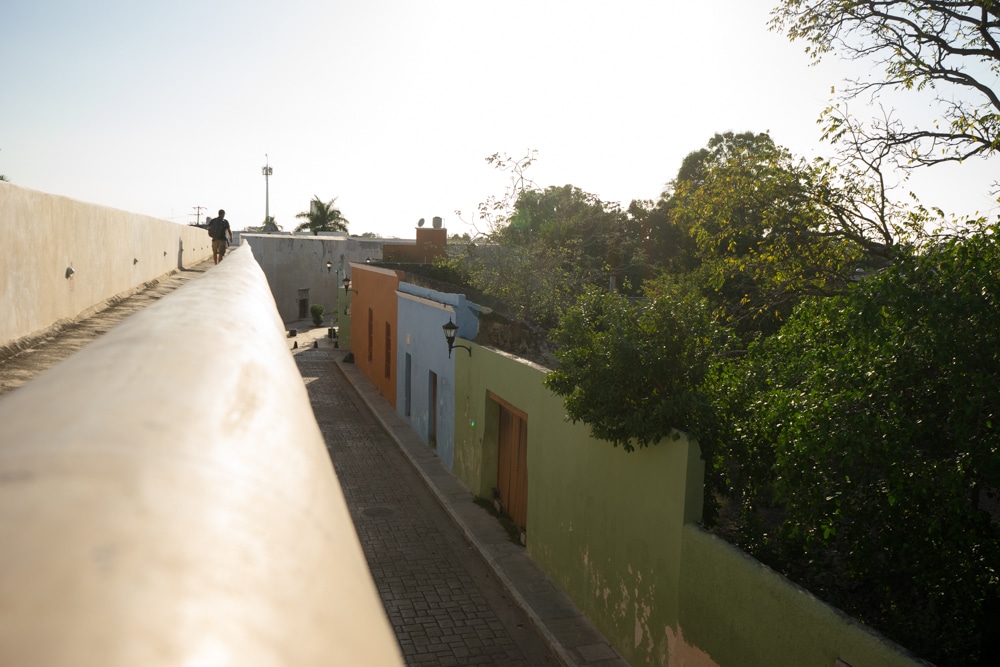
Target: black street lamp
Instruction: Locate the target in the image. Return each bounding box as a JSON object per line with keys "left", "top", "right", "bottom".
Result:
{"left": 442, "top": 318, "right": 471, "bottom": 358}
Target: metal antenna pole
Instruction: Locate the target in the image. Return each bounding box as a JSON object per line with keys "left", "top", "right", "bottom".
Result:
{"left": 262, "top": 155, "right": 273, "bottom": 223}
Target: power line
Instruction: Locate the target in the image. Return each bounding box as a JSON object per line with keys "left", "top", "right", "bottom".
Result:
{"left": 191, "top": 206, "right": 208, "bottom": 226}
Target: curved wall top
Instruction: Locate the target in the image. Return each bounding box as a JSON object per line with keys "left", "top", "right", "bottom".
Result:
{"left": 0, "top": 245, "right": 403, "bottom": 666}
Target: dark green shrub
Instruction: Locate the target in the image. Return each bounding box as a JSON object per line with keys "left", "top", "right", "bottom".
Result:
{"left": 310, "top": 304, "right": 325, "bottom": 327}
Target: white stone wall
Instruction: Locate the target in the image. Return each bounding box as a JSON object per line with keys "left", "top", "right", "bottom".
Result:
{"left": 0, "top": 181, "right": 213, "bottom": 349}
{"left": 242, "top": 233, "right": 382, "bottom": 323}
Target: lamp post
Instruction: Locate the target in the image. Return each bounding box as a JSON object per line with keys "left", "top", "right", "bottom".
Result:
{"left": 261, "top": 155, "right": 273, "bottom": 223}
{"left": 442, "top": 318, "right": 471, "bottom": 358}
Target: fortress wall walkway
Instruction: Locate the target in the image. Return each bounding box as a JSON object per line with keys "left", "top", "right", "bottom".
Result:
{"left": 0, "top": 245, "right": 403, "bottom": 666}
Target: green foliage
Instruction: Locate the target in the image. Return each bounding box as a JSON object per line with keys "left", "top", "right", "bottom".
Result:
{"left": 546, "top": 277, "right": 731, "bottom": 449}
{"left": 720, "top": 228, "right": 1000, "bottom": 665}
{"left": 424, "top": 256, "right": 472, "bottom": 286}
{"left": 540, "top": 130, "right": 999, "bottom": 662}
{"left": 462, "top": 133, "right": 1000, "bottom": 661}
{"left": 309, "top": 304, "right": 325, "bottom": 327}
{"left": 545, "top": 276, "right": 733, "bottom": 522}
{"left": 663, "top": 132, "right": 869, "bottom": 339}
{"left": 628, "top": 198, "right": 700, "bottom": 275}
{"left": 654, "top": 131, "right": 953, "bottom": 343}
{"left": 244, "top": 216, "right": 282, "bottom": 233}
{"left": 502, "top": 184, "right": 649, "bottom": 290}
{"left": 449, "top": 155, "right": 647, "bottom": 330}
{"left": 459, "top": 242, "right": 587, "bottom": 330}
{"left": 295, "top": 196, "right": 349, "bottom": 235}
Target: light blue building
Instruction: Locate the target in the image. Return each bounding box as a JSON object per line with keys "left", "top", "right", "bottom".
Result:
{"left": 396, "top": 282, "right": 480, "bottom": 470}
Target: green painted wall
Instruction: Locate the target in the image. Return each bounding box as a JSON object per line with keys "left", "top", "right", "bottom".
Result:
{"left": 453, "top": 344, "right": 924, "bottom": 666}
{"left": 454, "top": 344, "right": 704, "bottom": 665}
{"left": 678, "top": 526, "right": 922, "bottom": 667}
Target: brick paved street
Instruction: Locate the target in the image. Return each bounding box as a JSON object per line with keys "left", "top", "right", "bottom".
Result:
{"left": 296, "top": 349, "right": 560, "bottom": 666}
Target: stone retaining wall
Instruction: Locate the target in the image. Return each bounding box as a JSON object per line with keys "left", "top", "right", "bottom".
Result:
{"left": 0, "top": 182, "right": 213, "bottom": 352}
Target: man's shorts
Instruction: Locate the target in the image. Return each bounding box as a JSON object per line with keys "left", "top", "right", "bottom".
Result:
{"left": 212, "top": 238, "right": 228, "bottom": 256}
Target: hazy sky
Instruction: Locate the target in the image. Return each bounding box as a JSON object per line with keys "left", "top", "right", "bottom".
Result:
{"left": 2, "top": 0, "right": 997, "bottom": 237}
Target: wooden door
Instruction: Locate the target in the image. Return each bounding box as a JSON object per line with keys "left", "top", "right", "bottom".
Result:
{"left": 496, "top": 402, "right": 528, "bottom": 531}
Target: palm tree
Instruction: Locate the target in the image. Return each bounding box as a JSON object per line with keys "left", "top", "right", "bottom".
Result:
{"left": 295, "top": 196, "right": 349, "bottom": 235}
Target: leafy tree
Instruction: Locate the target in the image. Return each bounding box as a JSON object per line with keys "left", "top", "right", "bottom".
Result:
{"left": 0, "top": 175, "right": 8, "bottom": 182}
{"left": 449, "top": 152, "right": 650, "bottom": 328}
{"left": 628, "top": 198, "right": 701, "bottom": 275}
{"left": 662, "top": 132, "right": 868, "bottom": 338}
{"left": 771, "top": 0, "right": 1000, "bottom": 168}
{"left": 546, "top": 276, "right": 731, "bottom": 451}
{"left": 244, "top": 216, "right": 282, "bottom": 233}
{"left": 540, "top": 129, "right": 1000, "bottom": 662}
{"left": 545, "top": 275, "right": 733, "bottom": 521}
{"left": 656, "top": 131, "right": 955, "bottom": 341}
{"left": 501, "top": 184, "right": 648, "bottom": 291}
{"left": 721, "top": 227, "right": 1000, "bottom": 665}
{"left": 295, "top": 196, "right": 349, "bottom": 235}
{"left": 456, "top": 242, "right": 589, "bottom": 330}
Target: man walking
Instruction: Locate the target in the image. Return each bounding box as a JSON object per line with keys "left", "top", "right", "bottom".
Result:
{"left": 208, "top": 209, "right": 233, "bottom": 264}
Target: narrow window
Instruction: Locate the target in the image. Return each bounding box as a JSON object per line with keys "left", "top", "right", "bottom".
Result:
{"left": 404, "top": 353, "right": 412, "bottom": 417}
{"left": 367, "top": 309, "right": 373, "bottom": 363}
{"left": 428, "top": 370, "right": 438, "bottom": 447}
{"left": 384, "top": 323, "right": 392, "bottom": 379}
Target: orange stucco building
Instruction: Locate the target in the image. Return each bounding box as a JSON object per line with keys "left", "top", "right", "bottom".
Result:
{"left": 348, "top": 263, "right": 404, "bottom": 407}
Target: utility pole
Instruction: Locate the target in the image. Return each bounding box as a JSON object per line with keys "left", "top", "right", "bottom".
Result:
{"left": 191, "top": 206, "right": 208, "bottom": 226}
{"left": 262, "top": 154, "right": 273, "bottom": 223}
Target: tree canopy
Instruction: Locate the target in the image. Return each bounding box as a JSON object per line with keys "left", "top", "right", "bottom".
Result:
{"left": 545, "top": 276, "right": 731, "bottom": 452}
{"left": 295, "top": 196, "right": 349, "bottom": 235}
{"left": 502, "top": 184, "right": 648, "bottom": 289}
{"left": 244, "top": 216, "right": 282, "bottom": 233}
{"left": 530, "top": 129, "right": 998, "bottom": 664}
{"left": 442, "top": 153, "right": 651, "bottom": 330}
{"left": 644, "top": 130, "right": 942, "bottom": 341}
{"left": 664, "top": 132, "right": 864, "bottom": 335}
{"left": 717, "top": 227, "right": 1000, "bottom": 664}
